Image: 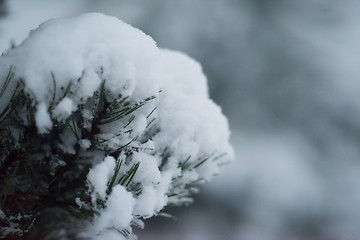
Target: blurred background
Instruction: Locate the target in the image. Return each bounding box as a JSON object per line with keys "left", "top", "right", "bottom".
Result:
{"left": 1, "top": 0, "right": 360, "bottom": 239}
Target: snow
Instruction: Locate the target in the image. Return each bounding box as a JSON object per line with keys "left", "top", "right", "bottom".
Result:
{"left": 3, "top": 1, "right": 360, "bottom": 240}
{"left": 155, "top": 49, "right": 233, "bottom": 180}
{"left": 155, "top": 170, "right": 174, "bottom": 210}
{"left": 132, "top": 153, "right": 173, "bottom": 217}
{"left": 0, "top": 13, "right": 233, "bottom": 239}
{"left": 0, "top": 12, "right": 161, "bottom": 122}
{"left": 52, "top": 97, "right": 76, "bottom": 121}
{"left": 134, "top": 186, "right": 159, "bottom": 218}
{"left": 96, "top": 231, "right": 126, "bottom": 240}
{"left": 79, "top": 139, "right": 92, "bottom": 150}
{"left": 87, "top": 156, "right": 116, "bottom": 201}
{"left": 132, "top": 152, "right": 161, "bottom": 186}
{"left": 35, "top": 102, "right": 52, "bottom": 134}
{"left": 58, "top": 127, "right": 78, "bottom": 154}
{"left": 94, "top": 184, "right": 135, "bottom": 232}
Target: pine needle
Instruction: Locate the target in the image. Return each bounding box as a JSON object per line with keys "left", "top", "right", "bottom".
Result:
{"left": 107, "top": 159, "right": 123, "bottom": 194}
{"left": 0, "top": 65, "right": 14, "bottom": 98}
{"left": 48, "top": 72, "right": 57, "bottom": 111}
{"left": 119, "top": 162, "right": 140, "bottom": 187}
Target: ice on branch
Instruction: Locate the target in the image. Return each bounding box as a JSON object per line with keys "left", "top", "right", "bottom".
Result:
{"left": 0, "top": 13, "right": 233, "bottom": 239}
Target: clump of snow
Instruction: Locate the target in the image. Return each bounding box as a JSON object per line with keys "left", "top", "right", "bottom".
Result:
{"left": 78, "top": 139, "right": 91, "bottom": 150}
{"left": 58, "top": 128, "right": 78, "bottom": 154}
{"left": 94, "top": 185, "right": 135, "bottom": 232}
{"left": 77, "top": 69, "right": 102, "bottom": 100}
{"left": 35, "top": 102, "right": 52, "bottom": 134}
{"left": 52, "top": 97, "right": 76, "bottom": 121}
{"left": 82, "top": 109, "right": 94, "bottom": 129}
{"left": 0, "top": 12, "right": 162, "bottom": 132}
{"left": 156, "top": 49, "right": 234, "bottom": 180}
{"left": 134, "top": 186, "right": 159, "bottom": 218}
{"left": 88, "top": 156, "right": 116, "bottom": 201}
{"left": 0, "top": 13, "right": 233, "bottom": 239}
{"left": 132, "top": 152, "right": 161, "bottom": 186}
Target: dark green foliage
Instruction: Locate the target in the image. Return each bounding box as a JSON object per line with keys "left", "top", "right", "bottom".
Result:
{"left": 0, "top": 66, "right": 227, "bottom": 239}
{"left": 0, "top": 70, "right": 157, "bottom": 239}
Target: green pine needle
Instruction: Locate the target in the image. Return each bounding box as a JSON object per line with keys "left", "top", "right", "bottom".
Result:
{"left": 60, "top": 80, "right": 73, "bottom": 100}
{"left": 48, "top": 72, "right": 57, "bottom": 111}
{"left": 0, "top": 65, "right": 14, "bottom": 98}
{"left": 107, "top": 159, "right": 123, "bottom": 195}
{"left": 96, "top": 80, "right": 106, "bottom": 117}
{"left": 194, "top": 153, "right": 215, "bottom": 169}
{"left": 119, "top": 162, "right": 140, "bottom": 187}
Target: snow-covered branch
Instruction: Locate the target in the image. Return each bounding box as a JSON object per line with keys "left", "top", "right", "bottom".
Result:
{"left": 0, "top": 13, "right": 232, "bottom": 240}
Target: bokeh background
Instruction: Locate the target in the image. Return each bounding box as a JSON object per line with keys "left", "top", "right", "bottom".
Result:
{"left": 1, "top": 1, "right": 360, "bottom": 239}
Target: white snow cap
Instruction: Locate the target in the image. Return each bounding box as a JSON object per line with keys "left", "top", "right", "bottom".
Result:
{"left": 157, "top": 49, "right": 234, "bottom": 180}
{"left": 0, "top": 13, "right": 233, "bottom": 239}
{"left": 0, "top": 12, "right": 162, "bottom": 131}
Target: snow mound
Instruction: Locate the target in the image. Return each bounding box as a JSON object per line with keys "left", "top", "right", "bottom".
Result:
{"left": 0, "top": 12, "right": 161, "bottom": 112}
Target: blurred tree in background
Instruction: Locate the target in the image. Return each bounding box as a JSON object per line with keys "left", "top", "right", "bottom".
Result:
{"left": 1, "top": 0, "right": 360, "bottom": 239}
{"left": 0, "top": 0, "right": 6, "bottom": 18}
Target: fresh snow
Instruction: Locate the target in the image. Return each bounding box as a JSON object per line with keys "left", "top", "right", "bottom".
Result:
{"left": 87, "top": 156, "right": 116, "bottom": 201}
{"left": 35, "top": 101, "right": 53, "bottom": 134}
{"left": 52, "top": 97, "right": 76, "bottom": 121}
{"left": 94, "top": 185, "right": 135, "bottom": 231}
{"left": 0, "top": 13, "right": 233, "bottom": 239}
